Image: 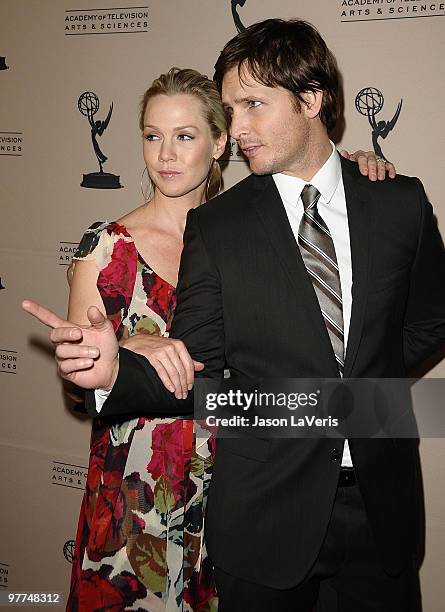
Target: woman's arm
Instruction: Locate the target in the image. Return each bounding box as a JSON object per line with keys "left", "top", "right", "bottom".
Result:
{"left": 64, "top": 260, "right": 107, "bottom": 403}
{"left": 67, "top": 259, "right": 105, "bottom": 325}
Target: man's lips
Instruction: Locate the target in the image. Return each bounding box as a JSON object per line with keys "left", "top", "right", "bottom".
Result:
{"left": 240, "top": 144, "right": 262, "bottom": 158}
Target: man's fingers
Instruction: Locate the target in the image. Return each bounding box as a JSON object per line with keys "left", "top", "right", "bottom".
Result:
{"left": 22, "top": 299, "right": 70, "bottom": 329}
{"left": 339, "top": 149, "right": 350, "bottom": 160}
{"left": 50, "top": 326, "right": 83, "bottom": 345}
{"left": 57, "top": 357, "right": 94, "bottom": 376}
{"left": 56, "top": 344, "right": 100, "bottom": 360}
{"left": 87, "top": 306, "right": 109, "bottom": 329}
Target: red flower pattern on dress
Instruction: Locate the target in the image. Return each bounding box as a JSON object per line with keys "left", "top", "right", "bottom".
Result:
{"left": 142, "top": 267, "right": 176, "bottom": 327}
{"left": 68, "top": 222, "right": 216, "bottom": 612}
{"left": 86, "top": 441, "right": 133, "bottom": 560}
{"left": 79, "top": 566, "right": 147, "bottom": 612}
{"left": 146, "top": 421, "right": 194, "bottom": 504}
{"left": 97, "top": 227, "right": 137, "bottom": 336}
{"left": 99, "top": 230, "right": 137, "bottom": 301}
{"left": 183, "top": 557, "right": 218, "bottom": 611}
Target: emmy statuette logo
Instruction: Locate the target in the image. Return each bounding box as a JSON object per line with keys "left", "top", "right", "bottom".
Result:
{"left": 78, "top": 91, "right": 122, "bottom": 189}
{"left": 0, "top": 56, "right": 9, "bottom": 71}
{"left": 231, "top": 0, "right": 247, "bottom": 32}
{"left": 355, "top": 87, "right": 402, "bottom": 161}
{"left": 0, "top": 278, "right": 5, "bottom": 290}
{"left": 0, "top": 563, "right": 9, "bottom": 588}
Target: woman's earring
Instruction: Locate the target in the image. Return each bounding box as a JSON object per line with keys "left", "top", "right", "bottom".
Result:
{"left": 205, "top": 158, "right": 222, "bottom": 201}
{"left": 140, "top": 166, "right": 152, "bottom": 201}
{"left": 205, "top": 159, "right": 214, "bottom": 202}
{"left": 217, "top": 161, "right": 222, "bottom": 193}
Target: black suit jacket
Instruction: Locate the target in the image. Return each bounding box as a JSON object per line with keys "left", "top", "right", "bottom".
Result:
{"left": 87, "top": 156, "right": 445, "bottom": 588}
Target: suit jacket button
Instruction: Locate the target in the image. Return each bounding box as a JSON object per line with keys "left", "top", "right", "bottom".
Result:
{"left": 330, "top": 448, "right": 342, "bottom": 461}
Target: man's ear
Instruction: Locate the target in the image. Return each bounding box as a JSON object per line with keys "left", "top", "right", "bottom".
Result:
{"left": 300, "top": 90, "right": 324, "bottom": 120}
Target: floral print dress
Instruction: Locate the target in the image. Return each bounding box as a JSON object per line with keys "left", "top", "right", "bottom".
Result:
{"left": 67, "top": 221, "right": 217, "bottom": 612}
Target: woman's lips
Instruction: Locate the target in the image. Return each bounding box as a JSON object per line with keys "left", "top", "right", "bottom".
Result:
{"left": 158, "top": 171, "right": 182, "bottom": 178}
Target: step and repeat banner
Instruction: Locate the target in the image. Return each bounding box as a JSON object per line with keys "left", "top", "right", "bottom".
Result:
{"left": 1, "top": 0, "right": 444, "bottom": 609}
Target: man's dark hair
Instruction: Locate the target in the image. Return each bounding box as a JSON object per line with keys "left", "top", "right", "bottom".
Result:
{"left": 214, "top": 19, "right": 340, "bottom": 132}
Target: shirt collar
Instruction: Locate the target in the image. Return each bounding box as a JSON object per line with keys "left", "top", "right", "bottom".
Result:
{"left": 272, "top": 141, "right": 341, "bottom": 207}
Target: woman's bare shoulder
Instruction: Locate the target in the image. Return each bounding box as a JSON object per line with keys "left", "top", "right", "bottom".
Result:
{"left": 116, "top": 203, "right": 148, "bottom": 230}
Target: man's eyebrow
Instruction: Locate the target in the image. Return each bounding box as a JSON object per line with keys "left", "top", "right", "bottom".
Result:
{"left": 223, "top": 96, "right": 256, "bottom": 109}
{"left": 228, "top": 96, "right": 262, "bottom": 106}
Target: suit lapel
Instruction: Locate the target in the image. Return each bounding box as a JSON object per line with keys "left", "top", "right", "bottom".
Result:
{"left": 341, "top": 158, "right": 372, "bottom": 376}
{"left": 250, "top": 174, "right": 338, "bottom": 372}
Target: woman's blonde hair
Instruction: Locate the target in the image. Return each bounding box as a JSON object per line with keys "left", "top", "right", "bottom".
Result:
{"left": 140, "top": 67, "right": 227, "bottom": 200}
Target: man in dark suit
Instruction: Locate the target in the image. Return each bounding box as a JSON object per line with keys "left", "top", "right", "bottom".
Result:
{"left": 24, "top": 19, "right": 445, "bottom": 611}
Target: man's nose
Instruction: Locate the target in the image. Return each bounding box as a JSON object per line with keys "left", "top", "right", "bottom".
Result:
{"left": 230, "top": 111, "right": 249, "bottom": 142}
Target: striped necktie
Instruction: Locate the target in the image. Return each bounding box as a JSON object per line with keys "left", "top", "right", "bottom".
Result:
{"left": 298, "top": 184, "right": 344, "bottom": 374}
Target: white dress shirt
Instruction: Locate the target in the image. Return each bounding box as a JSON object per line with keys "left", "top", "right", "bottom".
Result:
{"left": 96, "top": 143, "right": 354, "bottom": 467}
{"left": 273, "top": 142, "right": 353, "bottom": 467}
{"left": 95, "top": 388, "right": 110, "bottom": 412}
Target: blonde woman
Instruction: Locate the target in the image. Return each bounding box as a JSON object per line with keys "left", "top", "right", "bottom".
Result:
{"left": 67, "top": 69, "right": 226, "bottom": 612}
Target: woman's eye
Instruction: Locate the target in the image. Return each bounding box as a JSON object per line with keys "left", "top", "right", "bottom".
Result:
{"left": 178, "top": 134, "right": 194, "bottom": 141}
{"left": 144, "top": 134, "right": 159, "bottom": 141}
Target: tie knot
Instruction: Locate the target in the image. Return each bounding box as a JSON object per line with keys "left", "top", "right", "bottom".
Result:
{"left": 301, "top": 184, "right": 321, "bottom": 211}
